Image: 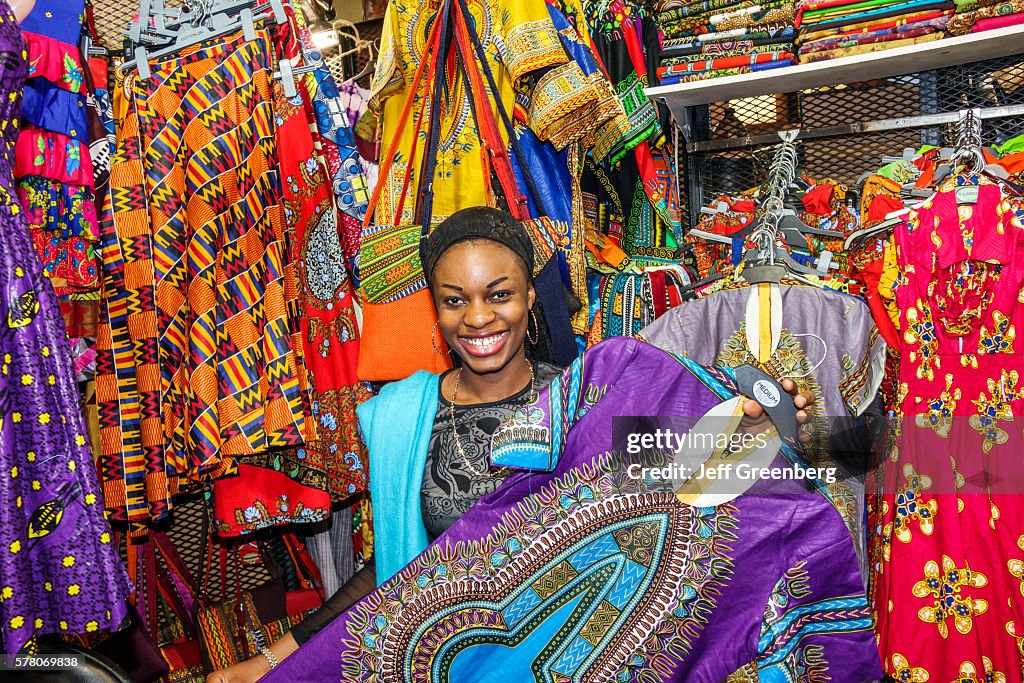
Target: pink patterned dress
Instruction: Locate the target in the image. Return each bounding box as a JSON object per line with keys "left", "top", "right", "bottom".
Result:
{"left": 872, "top": 174, "right": 1024, "bottom": 681}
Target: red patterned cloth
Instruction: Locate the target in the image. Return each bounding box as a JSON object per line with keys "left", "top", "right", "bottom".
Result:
{"left": 23, "top": 31, "right": 86, "bottom": 94}
{"left": 15, "top": 125, "right": 93, "bottom": 186}
{"left": 872, "top": 175, "right": 1024, "bottom": 680}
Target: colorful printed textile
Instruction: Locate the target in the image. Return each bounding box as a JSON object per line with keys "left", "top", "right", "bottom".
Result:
{"left": 798, "top": 13, "right": 949, "bottom": 50}
{"left": 337, "top": 81, "right": 379, "bottom": 186}
{"left": 212, "top": 464, "right": 331, "bottom": 535}
{"left": 685, "top": 194, "right": 757, "bottom": 279}
{"left": 0, "top": 0, "right": 131, "bottom": 656}
{"left": 969, "top": 9, "right": 1024, "bottom": 28}
{"left": 665, "top": 35, "right": 795, "bottom": 56}
{"left": 19, "top": 0, "right": 85, "bottom": 44}
{"left": 286, "top": 7, "right": 369, "bottom": 260}
{"left": 264, "top": 338, "right": 883, "bottom": 683}
{"left": 661, "top": 42, "right": 793, "bottom": 62}
{"left": 663, "top": 3, "right": 797, "bottom": 38}
{"left": 955, "top": 0, "right": 1007, "bottom": 9}
{"left": 14, "top": 126, "right": 93, "bottom": 185}
{"left": 85, "top": 57, "right": 113, "bottom": 217}
{"left": 659, "top": 58, "right": 794, "bottom": 83}
{"left": 947, "top": 0, "right": 1024, "bottom": 33}
{"left": 800, "top": 0, "right": 909, "bottom": 13}
{"left": 797, "top": 0, "right": 954, "bottom": 29}
{"left": 22, "top": 32, "right": 85, "bottom": 94}
{"left": 372, "top": 0, "right": 614, "bottom": 225}
{"left": 662, "top": 24, "right": 796, "bottom": 46}
{"left": 796, "top": 7, "right": 950, "bottom": 40}
{"left": 211, "top": 76, "right": 369, "bottom": 536}
{"left": 97, "top": 30, "right": 315, "bottom": 533}
{"left": 798, "top": 32, "right": 942, "bottom": 60}
{"left": 659, "top": 0, "right": 765, "bottom": 23}
{"left": 659, "top": 50, "right": 794, "bottom": 72}
{"left": 19, "top": 80, "right": 89, "bottom": 142}
{"left": 660, "top": 0, "right": 792, "bottom": 33}
{"left": 594, "top": 272, "right": 656, "bottom": 340}
{"left": 17, "top": 176, "right": 100, "bottom": 294}
{"left": 271, "top": 79, "right": 369, "bottom": 501}
{"left": 872, "top": 174, "right": 1024, "bottom": 681}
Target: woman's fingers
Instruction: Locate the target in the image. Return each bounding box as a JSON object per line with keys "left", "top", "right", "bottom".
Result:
{"left": 742, "top": 398, "right": 765, "bottom": 419}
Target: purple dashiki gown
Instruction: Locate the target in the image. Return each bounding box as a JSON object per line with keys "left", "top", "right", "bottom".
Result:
{"left": 0, "top": 0, "right": 130, "bottom": 655}
{"left": 265, "top": 338, "right": 882, "bottom": 682}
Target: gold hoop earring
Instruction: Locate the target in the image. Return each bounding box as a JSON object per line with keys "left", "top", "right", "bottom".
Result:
{"left": 431, "top": 321, "right": 447, "bottom": 356}
{"left": 527, "top": 310, "right": 539, "bottom": 345}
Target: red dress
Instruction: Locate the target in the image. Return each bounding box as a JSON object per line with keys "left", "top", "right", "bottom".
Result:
{"left": 872, "top": 174, "right": 1024, "bottom": 680}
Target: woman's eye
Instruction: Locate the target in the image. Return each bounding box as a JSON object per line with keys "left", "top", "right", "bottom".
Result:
{"left": 443, "top": 297, "right": 464, "bottom": 307}
{"left": 491, "top": 290, "right": 513, "bottom": 301}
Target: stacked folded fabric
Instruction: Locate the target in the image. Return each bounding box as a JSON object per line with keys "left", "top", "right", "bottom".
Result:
{"left": 795, "top": 0, "right": 953, "bottom": 62}
{"left": 656, "top": 0, "right": 798, "bottom": 83}
{"left": 946, "top": 0, "right": 1024, "bottom": 35}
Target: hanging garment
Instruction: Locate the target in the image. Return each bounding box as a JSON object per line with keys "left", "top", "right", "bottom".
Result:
{"left": 19, "top": 0, "right": 86, "bottom": 44}
{"left": 97, "top": 30, "right": 317, "bottom": 533}
{"left": 263, "top": 337, "right": 882, "bottom": 682}
{"left": 0, "top": 0, "right": 131, "bottom": 655}
{"left": 371, "top": 0, "right": 618, "bottom": 227}
{"left": 16, "top": 176, "right": 99, "bottom": 295}
{"left": 872, "top": 174, "right": 1024, "bottom": 681}
{"left": 287, "top": 7, "right": 370, "bottom": 261}
{"left": 211, "top": 74, "right": 372, "bottom": 535}
{"left": 15, "top": 0, "right": 100, "bottom": 343}
{"left": 638, "top": 281, "right": 888, "bottom": 566}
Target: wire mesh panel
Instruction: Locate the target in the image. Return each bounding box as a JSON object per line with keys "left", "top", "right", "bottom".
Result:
{"left": 679, "top": 52, "right": 1024, "bottom": 228}
{"left": 90, "top": 0, "right": 185, "bottom": 51}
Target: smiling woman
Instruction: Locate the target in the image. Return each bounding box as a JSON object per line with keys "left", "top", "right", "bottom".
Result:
{"left": 205, "top": 207, "right": 565, "bottom": 683}
{"left": 206, "top": 207, "right": 819, "bottom": 683}
{"left": 425, "top": 207, "right": 545, "bottom": 401}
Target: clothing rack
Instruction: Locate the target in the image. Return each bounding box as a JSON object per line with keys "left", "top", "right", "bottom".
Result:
{"left": 120, "top": 0, "right": 291, "bottom": 78}
{"left": 748, "top": 130, "right": 800, "bottom": 266}
{"left": 951, "top": 107, "right": 987, "bottom": 174}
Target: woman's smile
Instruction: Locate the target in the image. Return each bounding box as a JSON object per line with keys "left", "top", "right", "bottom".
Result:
{"left": 458, "top": 331, "right": 510, "bottom": 357}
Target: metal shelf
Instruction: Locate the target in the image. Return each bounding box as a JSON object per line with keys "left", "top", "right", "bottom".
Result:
{"left": 646, "top": 24, "right": 1024, "bottom": 115}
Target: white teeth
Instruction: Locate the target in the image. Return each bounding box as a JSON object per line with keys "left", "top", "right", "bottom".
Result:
{"left": 463, "top": 333, "right": 507, "bottom": 351}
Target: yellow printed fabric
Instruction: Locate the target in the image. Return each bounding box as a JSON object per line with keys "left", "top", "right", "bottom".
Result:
{"left": 878, "top": 239, "right": 900, "bottom": 333}
{"left": 370, "top": 0, "right": 581, "bottom": 226}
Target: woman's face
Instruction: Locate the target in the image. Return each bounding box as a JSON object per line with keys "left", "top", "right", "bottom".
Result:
{"left": 431, "top": 240, "right": 536, "bottom": 376}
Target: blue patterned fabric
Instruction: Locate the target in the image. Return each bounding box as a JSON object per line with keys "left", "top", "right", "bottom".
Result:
{"left": 20, "top": 80, "right": 89, "bottom": 141}
{"left": 19, "top": 0, "right": 85, "bottom": 44}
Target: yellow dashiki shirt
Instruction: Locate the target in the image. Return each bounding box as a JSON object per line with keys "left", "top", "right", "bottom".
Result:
{"left": 370, "top": 0, "right": 620, "bottom": 226}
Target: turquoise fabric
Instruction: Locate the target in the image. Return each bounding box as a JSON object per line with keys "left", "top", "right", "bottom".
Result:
{"left": 357, "top": 370, "right": 440, "bottom": 585}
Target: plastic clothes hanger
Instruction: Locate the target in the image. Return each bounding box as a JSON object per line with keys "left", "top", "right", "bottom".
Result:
{"left": 843, "top": 207, "right": 907, "bottom": 251}
{"left": 120, "top": 0, "right": 288, "bottom": 78}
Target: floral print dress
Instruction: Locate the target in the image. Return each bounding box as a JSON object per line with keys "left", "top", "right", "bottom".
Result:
{"left": 0, "top": 0, "right": 130, "bottom": 655}
{"left": 872, "top": 174, "right": 1024, "bottom": 681}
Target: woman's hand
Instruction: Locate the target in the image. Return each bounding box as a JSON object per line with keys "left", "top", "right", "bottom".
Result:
{"left": 740, "top": 378, "right": 815, "bottom": 443}
{"left": 205, "top": 656, "right": 270, "bottom": 683}
{"left": 206, "top": 633, "right": 298, "bottom": 683}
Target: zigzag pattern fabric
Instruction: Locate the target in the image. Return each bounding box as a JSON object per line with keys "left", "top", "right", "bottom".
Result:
{"left": 97, "top": 30, "right": 315, "bottom": 533}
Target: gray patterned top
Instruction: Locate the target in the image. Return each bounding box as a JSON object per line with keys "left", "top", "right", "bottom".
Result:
{"left": 421, "top": 362, "right": 562, "bottom": 541}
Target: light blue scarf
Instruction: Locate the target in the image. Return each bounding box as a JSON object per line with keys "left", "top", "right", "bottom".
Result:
{"left": 356, "top": 371, "right": 440, "bottom": 585}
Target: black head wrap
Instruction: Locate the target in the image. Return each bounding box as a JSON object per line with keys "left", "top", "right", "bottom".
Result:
{"left": 420, "top": 207, "right": 534, "bottom": 284}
